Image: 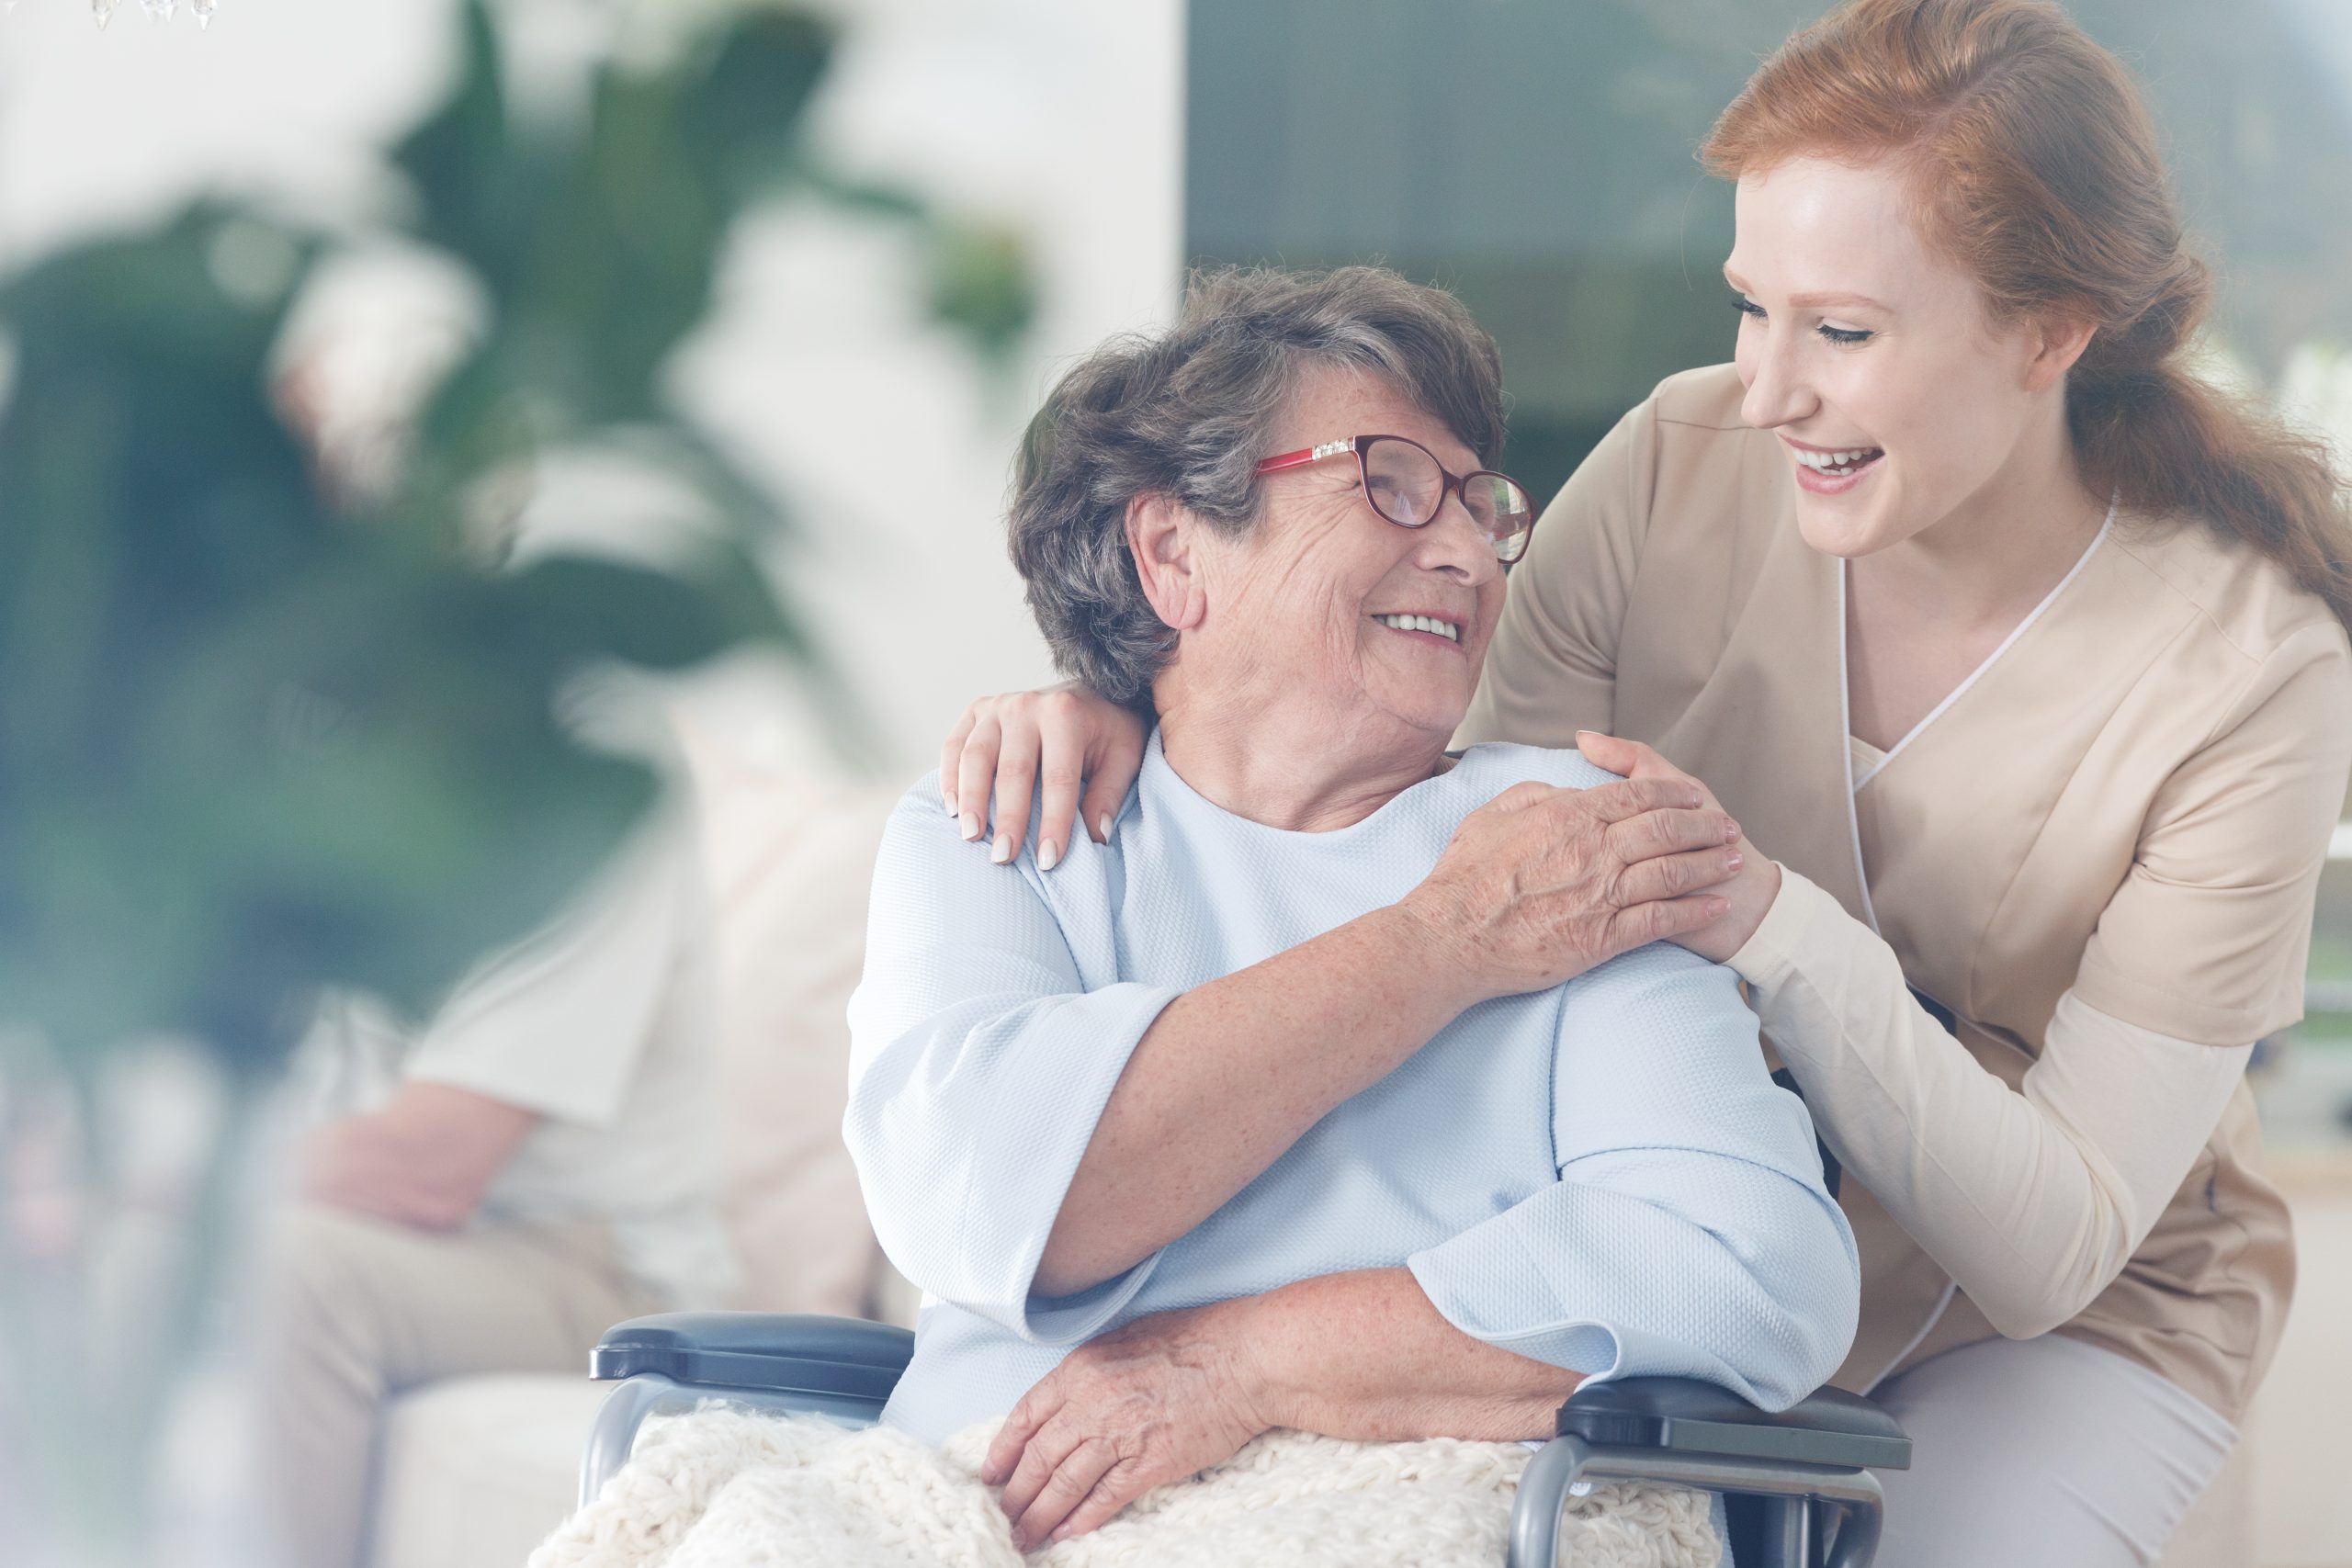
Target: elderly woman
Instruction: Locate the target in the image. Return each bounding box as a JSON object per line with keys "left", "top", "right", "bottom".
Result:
{"left": 843, "top": 265, "right": 1859, "bottom": 1552}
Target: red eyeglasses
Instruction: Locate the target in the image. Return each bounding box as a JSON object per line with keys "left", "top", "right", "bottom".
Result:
{"left": 1254, "top": 434, "right": 1536, "bottom": 563}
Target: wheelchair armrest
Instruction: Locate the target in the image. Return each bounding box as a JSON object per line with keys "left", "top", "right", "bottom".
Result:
{"left": 579, "top": 1314, "right": 912, "bottom": 1509}
{"left": 591, "top": 1311, "right": 914, "bottom": 1404}
{"left": 1557, "top": 1378, "right": 1910, "bottom": 1472}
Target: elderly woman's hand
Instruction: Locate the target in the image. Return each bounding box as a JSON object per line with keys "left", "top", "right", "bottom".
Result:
{"left": 1399, "top": 762, "right": 1749, "bottom": 1000}
{"left": 979, "top": 1301, "right": 1271, "bottom": 1551}
{"left": 1574, "top": 732, "right": 1781, "bottom": 963}
{"left": 942, "top": 684, "right": 1148, "bottom": 870}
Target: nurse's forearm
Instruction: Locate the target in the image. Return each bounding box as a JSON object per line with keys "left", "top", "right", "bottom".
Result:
{"left": 1035, "top": 908, "right": 1480, "bottom": 1298}
{"left": 1235, "top": 1268, "right": 1581, "bottom": 1442}
{"left": 1729, "top": 867, "right": 2250, "bottom": 1338}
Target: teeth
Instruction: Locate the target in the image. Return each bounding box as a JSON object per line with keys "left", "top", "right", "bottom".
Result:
{"left": 1794, "top": 446, "right": 1881, "bottom": 472}
{"left": 1374, "top": 613, "right": 1460, "bottom": 643}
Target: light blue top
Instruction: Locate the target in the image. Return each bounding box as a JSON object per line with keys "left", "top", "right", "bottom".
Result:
{"left": 845, "top": 732, "right": 1860, "bottom": 1445}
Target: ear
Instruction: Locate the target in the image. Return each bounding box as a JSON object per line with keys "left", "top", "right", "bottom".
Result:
{"left": 2025, "top": 313, "right": 2098, "bottom": 392}
{"left": 1125, "top": 493, "right": 1208, "bottom": 633}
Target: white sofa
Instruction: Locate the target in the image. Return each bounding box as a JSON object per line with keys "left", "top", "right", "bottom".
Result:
{"left": 366, "top": 745, "right": 914, "bottom": 1568}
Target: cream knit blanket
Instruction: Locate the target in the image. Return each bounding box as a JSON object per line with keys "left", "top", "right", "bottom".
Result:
{"left": 530, "top": 1407, "right": 1721, "bottom": 1568}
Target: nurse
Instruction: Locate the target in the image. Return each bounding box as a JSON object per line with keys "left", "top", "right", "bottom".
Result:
{"left": 935, "top": 1, "right": 2352, "bottom": 1562}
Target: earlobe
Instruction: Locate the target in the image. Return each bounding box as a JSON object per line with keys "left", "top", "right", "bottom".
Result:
{"left": 1125, "top": 494, "right": 1207, "bottom": 633}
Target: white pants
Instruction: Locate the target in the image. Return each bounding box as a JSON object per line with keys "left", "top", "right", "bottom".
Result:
{"left": 1866, "top": 1334, "right": 2237, "bottom": 1568}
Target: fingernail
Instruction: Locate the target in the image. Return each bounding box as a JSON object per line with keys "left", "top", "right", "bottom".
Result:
{"left": 960, "top": 811, "right": 980, "bottom": 841}
{"left": 1039, "top": 840, "right": 1061, "bottom": 872}
{"left": 991, "top": 832, "right": 1013, "bottom": 864}
{"left": 944, "top": 792, "right": 957, "bottom": 818}
{"left": 1095, "top": 812, "right": 1113, "bottom": 843}
{"left": 1724, "top": 819, "right": 1741, "bottom": 842}
{"left": 1727, "top": 852, "right": 1744, "bottom": 871}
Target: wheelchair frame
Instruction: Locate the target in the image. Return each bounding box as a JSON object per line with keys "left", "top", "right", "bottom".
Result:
{"left": 576, "top": 1312, "right": 1910, "bottom": 1568}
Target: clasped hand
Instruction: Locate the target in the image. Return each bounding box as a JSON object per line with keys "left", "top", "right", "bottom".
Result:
{"left": 1397, "top": 761, "right": 1744, "bottom": 1000}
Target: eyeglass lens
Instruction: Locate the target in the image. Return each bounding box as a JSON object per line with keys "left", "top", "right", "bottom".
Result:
{"left": 1361, "top": 438, "right": 1533, "bottom": 561}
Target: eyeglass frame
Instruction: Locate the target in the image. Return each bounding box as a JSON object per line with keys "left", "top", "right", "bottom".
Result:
{"left": 1252, "top": 434, "right": 1537, "bottom": 563}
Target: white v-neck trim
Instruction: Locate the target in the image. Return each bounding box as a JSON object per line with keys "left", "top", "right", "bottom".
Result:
{"left": 1835, "top": 563, "right": 1883, "bottom": 933}
{"left": 1849, "top": 500, "right": 2115, "bottom": 794}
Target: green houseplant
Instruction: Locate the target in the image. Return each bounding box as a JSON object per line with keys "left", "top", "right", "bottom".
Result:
{"left": 0, "top": 3, "right": 1032, "bottom": 1559}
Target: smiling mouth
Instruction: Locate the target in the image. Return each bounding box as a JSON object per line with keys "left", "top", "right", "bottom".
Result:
{"left": 1791, "top": 446, "right": 1884, "bottom": 479}
{"left": 1371, "top": 612, "right": 1462, "bottom": 645}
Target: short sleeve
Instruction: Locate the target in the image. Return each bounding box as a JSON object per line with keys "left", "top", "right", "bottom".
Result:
{"left": 402, "top": 803, "right": 700, "bottom": 1128}
{"left": 1453, "top": 394, "right": 1658, "bottom": 750}
{"left": 2075, "top": 622, "right": 2352, "bottom": 1043}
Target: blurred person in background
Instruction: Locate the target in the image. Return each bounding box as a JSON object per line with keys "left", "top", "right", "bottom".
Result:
{"left": 251, "top": 793, "right": 738, "bottom": 1568}
{"left": 939, "top": 2, "right": 2352, "bottom": 1563}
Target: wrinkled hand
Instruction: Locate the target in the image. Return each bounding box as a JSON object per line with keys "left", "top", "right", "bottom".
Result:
{"left": 1400, "top": 759, "right": 1747, "bottom": 1002}
{"left": 978, "top": 1303, "right": 1271, "bottom": 1551}
{"left": 1574, "top": 731, "right": 1781, "bottom": 963}
{"left": 940, "top": 684, "right": 1147, "bottom": 870}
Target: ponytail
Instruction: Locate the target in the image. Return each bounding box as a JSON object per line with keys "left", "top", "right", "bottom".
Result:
{"left": 2072, "top": 366, "right": 2352, "bottom": 626}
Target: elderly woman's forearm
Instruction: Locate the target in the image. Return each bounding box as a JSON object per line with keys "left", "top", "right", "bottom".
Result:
{"left": 1034, "top": 904, "right": 1480, "bottom": 1298}
{"left": 1234, "top": 1269, "right": 1578, "bottom": 1442}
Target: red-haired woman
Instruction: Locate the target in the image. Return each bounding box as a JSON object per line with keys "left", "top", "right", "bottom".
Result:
{"left": 938, "top": 2, "right": 2352, "bottom": 1560}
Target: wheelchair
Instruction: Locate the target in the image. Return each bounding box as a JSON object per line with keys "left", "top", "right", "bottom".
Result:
{"left": 576, "top": 1310, "right": 1909, "bottom": 1568}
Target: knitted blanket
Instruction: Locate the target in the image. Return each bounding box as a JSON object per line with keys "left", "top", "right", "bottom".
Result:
{"left": 530, "top": 1406, "right": 1721, "bottom": 1568}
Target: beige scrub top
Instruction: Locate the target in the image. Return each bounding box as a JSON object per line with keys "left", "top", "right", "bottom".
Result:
{"left": 1457, "top": 363, "right": 2352, "bottom": 1422}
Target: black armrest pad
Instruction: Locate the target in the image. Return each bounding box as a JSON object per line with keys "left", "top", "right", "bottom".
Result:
{"left": 1558, "top": 1378, "right": 1910, "bottom": 1472}
{"left": 591, "top": 1312, "right": 914, "bottom": 1403}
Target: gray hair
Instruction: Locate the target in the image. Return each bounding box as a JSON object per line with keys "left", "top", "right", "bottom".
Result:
{"left": 1006, "top": 265, "right": 1507, "bottom": 710}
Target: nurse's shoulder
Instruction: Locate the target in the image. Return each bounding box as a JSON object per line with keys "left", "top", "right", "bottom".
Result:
{"left": 2109, "top": 503, "right": 2352, "bottom": 668}
{"left": 1598, "top": 362, "right": 1790, "bottom": 568}
{"left": 1648, "top": 360, "right": 1750, "bottom": 432}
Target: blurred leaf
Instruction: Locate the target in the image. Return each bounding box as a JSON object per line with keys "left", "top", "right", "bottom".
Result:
{"left": 682, "top": 9, "right": 837, "bottom": 205}
{"left": 391, "top": 0, "right": 531, "bottom": 301}
{"left": 922, "top": 218, "right": 1040, "bottom": 363}
{"left": 797, "top": 168, "right": 1041, "bottom": 365}
{"left": 0, "top": 0, "right": 1025, "bottom": 1075}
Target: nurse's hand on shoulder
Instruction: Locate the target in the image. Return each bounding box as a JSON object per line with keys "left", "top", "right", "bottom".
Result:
{"left": 941, "top": 684, "right": 1147, "bottom": 870}
{"left": 1575, "top": 732, "right": 1783, "bottom": 964}
{"left": 1398, "top": 769, "right": 1744, "bottom": 1000}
